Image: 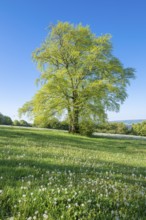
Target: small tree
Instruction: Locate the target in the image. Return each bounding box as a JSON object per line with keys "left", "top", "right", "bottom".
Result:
{"left": 132, "top": 121, "right": 146, "bottom": 136}
{"left": 13, "top": 120, "right": 21, "bottom": 126}
{"left": 0, "top": 113, "right": 13, "bottom": 125}
{"left": 4, "top": 116, "right": 13, "bottom": 125}
{"left": 0, "top": 113, "right": 5, "bottom": 124}
{"left": 96, "top": 122, "right": 128, "bottom": 134}
{"left": 19, "top": 120, "right": 31, "bottom": 127}
{"left": 19, "top": 22, "right": 135, "bottom": 134}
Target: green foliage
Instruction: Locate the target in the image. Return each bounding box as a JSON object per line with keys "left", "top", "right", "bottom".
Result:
{"left": 79, "top": 119, "right": 95, "bottom": 136}
{"left": 132, "top": 121, "right": 146, "bottom": 136}
{"left": 3, "top": 116, "right": 13, "bottom": 125}
{"left": 19, "top": 120, "right": 31, "bottom": 127}
{"left": 60, "top": 120, "right": 69, "bottom": 130}
{"left": 33, "top": 114, "right": 50, "bottom": 128}
{"left": 0, "top": 113, "right": 13, "bottom": 125}
{"left": 19, "top": 21, "right": 135, "bottom": 134}
{"left": 19, "top": 101, "right": 33, "bottom": 119}
{"left": 0, "top": 126, "right": 146, "bottom": 219}
{"left": 96, "top": 122, "right": 129, "bottom": 134}
{"left": 13, "top": 120, "right": 21, "bottom": 126}
{"left": 13, "top": 119, "right": 31, "bottom": 127}
{"left": 35, "top": 117, "right": 60, "bottom": 129}
{"left": 0, "top": 113, "right": 4, "bottom": 124}
{"left": 34, "top": 115, "right": 69, "bottom": 130}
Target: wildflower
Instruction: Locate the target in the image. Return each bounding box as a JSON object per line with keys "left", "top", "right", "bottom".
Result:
{"left": 96, "top": 203, "right": 100, "bottom": 208}
{"left": 111, "top": 210, "right": 114, "bottom": 215}
{"left": 43, "top": 213, "right": 48, "bottom": 219}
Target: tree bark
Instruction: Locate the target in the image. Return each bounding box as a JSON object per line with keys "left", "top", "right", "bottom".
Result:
{"left": 69, "top": 90, "right": 80, "bottom": 133}
{"left": 73, "top": 109, "right": 80, "bottom": 133}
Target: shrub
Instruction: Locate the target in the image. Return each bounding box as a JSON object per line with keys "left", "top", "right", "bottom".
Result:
{"left": 19, "top": 120, "right": 31, "bottom": 127}
{"left": 132, "top": 121, "right": 146, "bottom": 136}
{"left": 79, "top": 120, "right": 95, "bottom": 136}
{"left": 13, "top": 120, "right": 21, "bottom": 126}
{"left": 34, "top": 116, "right": 65, "bottom": 129}
{"left": 60, "top": 120, "right": 69, "bottom": 130}
{"left": 47, "top": 118, "right": 61, "bottom": 129}
{"left": 95, "top": 122, "right": 129, "bottom": 134}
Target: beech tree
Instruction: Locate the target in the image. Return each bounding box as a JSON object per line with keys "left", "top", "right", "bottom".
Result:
{"left": 19, "top": 22, "right": 135, "bottom": 133}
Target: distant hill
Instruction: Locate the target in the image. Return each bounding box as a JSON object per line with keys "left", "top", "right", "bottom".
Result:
{"left": 111, "top": 119, "right": 146, "bottom": 125}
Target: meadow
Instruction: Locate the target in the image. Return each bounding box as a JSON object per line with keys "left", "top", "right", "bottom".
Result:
{"left": 0, "top": 126, "right": 146, "bottom": 220}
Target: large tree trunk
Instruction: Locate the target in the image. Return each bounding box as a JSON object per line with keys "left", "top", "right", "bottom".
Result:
{"left": 68, "top": 109, "right": 79, "bottom": 133}
{"left": 68, "top": 90, "right": 80, "bottom": 134}
{"left": 70, "top": 90, "right": 80, "bottom": 133}
{"left": 71, "top": 109, "right": 79, "bottom": 133}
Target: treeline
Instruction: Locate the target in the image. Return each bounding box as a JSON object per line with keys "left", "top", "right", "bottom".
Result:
{"left": 132, "top": 121, "right": 146, "bottom": 136}
{"left": 95, "top": 121, "right": 146, "bottom": 136}
{"left": 0, "top": 113, "right": 31, "bottom": 127}
{"left": 34, "top": 117, "right": 146, "bottom": 136}
{"left": 1, "top": 112, "right": 146, "bottom": 136}
{"left": 96, "top": 122, "right": 130, "bottom": 134}
{"left": 34, "top": 117, "right": 69, "bottom": 130}
{"left": 13, "top": 119, "right": 31, "bottom": 127}
{"left": 0, "top": 113, "right": 13, "bottom": 125}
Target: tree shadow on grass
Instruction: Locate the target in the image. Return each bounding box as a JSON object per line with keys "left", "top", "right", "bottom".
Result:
{"left": 1, "top": 126, "right": 146, "bottom": 219}
{"left": 0, "top": 156, "right": 146, "bottom": 189}
{"left": 0, "top": 126, "right": 146, "bottom": 188}
{"left": 1, "top": 156, "right": 146, "bottom": 220}
{"left": 0, "top": 126, "right": 146, "bottom": 155}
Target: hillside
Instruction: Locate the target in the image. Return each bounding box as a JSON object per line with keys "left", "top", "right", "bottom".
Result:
{"left": 0, "top": 126, "right": 146, "bottom": 219}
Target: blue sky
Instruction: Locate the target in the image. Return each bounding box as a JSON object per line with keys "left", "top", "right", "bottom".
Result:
{"left": 0, "top": 0, "right": 146, "bottom": 121}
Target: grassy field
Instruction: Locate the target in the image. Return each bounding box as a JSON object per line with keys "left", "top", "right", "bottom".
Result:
{"left": 0, "top": 126, "right": 146, "bottom": 220}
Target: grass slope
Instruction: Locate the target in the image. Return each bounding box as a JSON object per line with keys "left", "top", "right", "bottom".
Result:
{"left": 0, "top": 126, "right": 146, "bottom": 220}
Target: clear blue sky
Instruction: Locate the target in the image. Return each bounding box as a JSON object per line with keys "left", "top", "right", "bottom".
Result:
{"left": 0, "top": 0, "right": 146, "bottom": 121}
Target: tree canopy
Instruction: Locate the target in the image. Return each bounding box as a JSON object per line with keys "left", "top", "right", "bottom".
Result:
{"left": 19, "top": 22, "right": 135, "bottom": 134}
{"left": 0, "top": 113, "right": 13, "bottom": 125}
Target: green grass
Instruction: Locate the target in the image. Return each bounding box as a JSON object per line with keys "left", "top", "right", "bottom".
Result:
{"left": 0, "top": 126, "right": 146, "bottom": 220}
